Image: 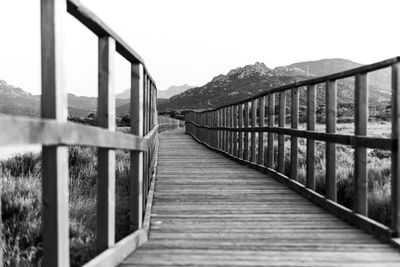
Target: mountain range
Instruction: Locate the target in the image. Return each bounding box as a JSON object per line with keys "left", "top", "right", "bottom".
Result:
{"left": 158, "top": 58, "right": 391, "bottom": 111}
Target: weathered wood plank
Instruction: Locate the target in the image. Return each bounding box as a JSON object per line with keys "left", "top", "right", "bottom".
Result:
{"left": 267, "top": 93, "right": 274, "bottom": 168}
{"left": 392, "top": 62, "right": 400, "bottom": 234}
{"left": 97, "top": 36, "right": 116, "bottom": 252}
{"left": 258, "top": 96, "right": 265, "bottom": 165}
{"left": 41, "top": 0, "right": 69, "bottom": 266}
{"left": 307, "top": 84, "right": 316, "bottom": 190}
{"left": 121, "top": 129, "right": 400, "bottom": 267}
{"left": 130, "top": 63, "right": 144, "bottom": 230}
{"left": 326, "top": 80, "right": 337, "bottom": 201}
{"left": 238, "top": 104, "right": 243, "bottom": 158}
{"left": 278, "top": 91, "right": 285, "bottom": 173}
{"left": 243, "top": 102, "right": 249, "bottom": 161}
{"left": 354, "top": 73, "right": 368, "bottom": 215}
{"left": 290, "top": 87, "right": 299, "bottom": 181}
{"left": 251, "top": 99, "right": 257, "bottom": 162}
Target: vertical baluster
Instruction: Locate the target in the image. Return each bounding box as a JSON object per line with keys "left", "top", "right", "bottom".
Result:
{"left": 251, "top": 99, "right": 257, "bottom": 162}
{"left": 225, "top": 107, "right": 229, "bottom": 152}
{"left": 306, "top": 85, "right": 316, "bottom": 190}
{"left": 244, "top": 102, "right": 249, "bottom": 161}
{"left": 258, "top": 96, "right": 265, "bottom": 165}
{"left": 97, "top": 36, "right": 116, "bottom": 252}
{"left": 229, "top": 106, "right": 234, "bottom": 155}
{"left": 238, "top": 104, "right": 243, "bottom": 158}
{"left": 222, "top": 108, "right": 226, "bottom": 151}
{"left": 278, "top": 91, "right": 286, "bottom": 172}
{"left": 290, "top": 88, "right": 299, "bottom": 180}
{"left": 267, "top": 94, "right": 275, "bottom": 168}
{"left": 41, "top": 0, "right": 69, "bottom": 265}
{"left": 391, "top": 62, "right": 400, "bottom": 233}
{"left": 354, "top": 73, "right": 368, "bottom": 215}
{"left": 326, "top": 80, "right": 337, "bottom": 201}
{"left": 233, "top": 105, "right": 238, "bottom": 156}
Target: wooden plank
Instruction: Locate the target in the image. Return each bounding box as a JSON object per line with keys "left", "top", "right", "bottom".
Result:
{"left": 228, "top": 107, "right": 233, "bottom": 154}
{"left": 130, "top": 63, "right": 144, "bottom": 230}
{"left": 307, "top": 85, "right": 316, "bottom": 190}
{"left": 290, "top": 88, "right": 299, "bottom": 181}
{"left": 326, "top": 80, "right": 337, "bottom": 201}
{"left": 243, "top": 102, "right": 249, "bottom": 161}
{"left": 97, "top": 36, "right": 116, "bottom": 252}
{"left": 41, "top": 0, "right": 69, "bottom": 265}
{"left": 251, "top": 99, "right": 257, "bottom": 162}
{"left": 122, "top": 129, "right": 400, "bottom": 266}
{"left": 258, "top": 96, "right": 265, "bottom": 165}
{"left": 238, "top": 105, "right": 243, "bottom": 159}
{"left": 354, "top": 73, "right": 368, "bottom": 216}
{"left": 278, "top": 91, "right": 286, "bottom": 173}
{"left": 392, "top": 62, "right": 400, "bottom": 234}
{"left": 267, "top": 94, "right": 275, "bottom": 168}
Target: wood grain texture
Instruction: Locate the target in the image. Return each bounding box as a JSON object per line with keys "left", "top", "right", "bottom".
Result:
{"left": 326, "top": 80, "right": 337, "bottom": 201}
{"left": 267, "top": 94, "right": 274, "bottom": 168}
{"left": 258, "top": 97, "right": 265, "bottom": 165}
{"left": 278, "top": 91, "right": 286, "bottom": 173}
{"left": 120, "top": 129, "right": 400, "bottom": 266}
{"left": 243, "top": 103, "right": 249, "bottom": 161}
{"left": 41, "top": 0, "right": 69, "bottom": 265}
{"left": 354, "top": 73, "right": 368, "bottom": 216}
{"left": 251, "top": 99, "right": 257, "bottom": 162}
{"left": 307, "top": 85, "right": 316, "bottom": 190}
{"left": 97, "top": 36, "right": 116, "bottom": 252}
{"left": 392, "top": 62, "right": 400, "bottom": 234}
{"left": 290, "top": 88, "right": 299, "bottom": 181}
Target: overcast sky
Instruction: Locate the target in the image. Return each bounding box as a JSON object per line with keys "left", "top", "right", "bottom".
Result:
{"left": 0, "top": 0, "right": 399, "bottom": 96}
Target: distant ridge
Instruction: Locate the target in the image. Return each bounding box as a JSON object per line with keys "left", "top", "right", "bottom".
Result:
{"left": 115, "top": 84, "right": 196, "bottom": 100}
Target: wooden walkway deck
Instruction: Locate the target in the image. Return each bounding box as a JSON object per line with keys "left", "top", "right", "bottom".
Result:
{"left": 120, "top": 129, "right": 400, "bottom": 266}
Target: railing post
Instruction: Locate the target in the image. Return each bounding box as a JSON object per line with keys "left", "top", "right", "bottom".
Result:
{"left": 267, "top": 94, "right": 275, "bottom": 168}
{"left": 290, "top": 88, "right": 299, "bottom": 181}
{"left": 97, "top": 36, "right": 116, "bottom": 252}
{"left": 229, "top": 106, "right": 234, "bottom": 155}
{"left": 326, "top": 80, "right": 337, "bottom": 201}
{"left": 278, "top": 91, "right": 286, "bottom": 172}
{"left": 41, "top": 0, "right": 69, "bottom": 265}
{"left": 238, "top": 105, "right": 243, "bottom": 158}
{"left": 306, "top": 85, "right": 316, "bottom": 190}
{"left": 233, "top": 105, "right": 238, "bottom": 156}
{"left": 391, "top": 62, "right": 400, "bottom": 234}
{"left": 244, "top": 102, "right": 249, "bottom": 160}
{"left": 251, "top": 99, "right": 257, "bottom": 162}
{"left": 354, "top": 73, "right": 368, "bottom": 215}
{"left": 258, "top": 97, "right": 265, "bottom": 165}
{"left": 130, "top": 63, "right": 144, "bottom": 231}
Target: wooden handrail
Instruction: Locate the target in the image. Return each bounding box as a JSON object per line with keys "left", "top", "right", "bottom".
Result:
{"left": 0, "top": 0, "right": 158, "bottom": 266}
{"left": 185, "top": 57, "right": 400, "bottom": 242}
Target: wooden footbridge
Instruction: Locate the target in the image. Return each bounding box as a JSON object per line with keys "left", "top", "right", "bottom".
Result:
{"left": 1, "top": 0, "right": 400, "bottom": 266}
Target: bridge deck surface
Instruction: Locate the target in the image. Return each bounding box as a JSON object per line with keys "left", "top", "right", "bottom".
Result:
{"left": 120, "top": 129, "right": 400, "bottom": 266}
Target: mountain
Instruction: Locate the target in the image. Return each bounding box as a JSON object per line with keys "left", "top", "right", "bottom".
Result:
{"left": 158, "top": 84, "right": 195, "bottom": 99}
{"left": 0, "top": 79, "right": 131, "bottom": 117}
{"left": 116, "top": 84, "right": 195, "bottom": 100}
{"left": 158, "top": 59, "right": 391, "bottom": 112}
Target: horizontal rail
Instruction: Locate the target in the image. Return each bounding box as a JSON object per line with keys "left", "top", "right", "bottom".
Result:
{"left": 185, "top": 121, "right": 394, "bottom": 150}
{"left": 184, "top": 57, "right": 400, "bottom": 243}
{"left": 66, "top": 0, "right": 156, "bottom": 85}
{"left": 0, "top": 115, "right": 158, "bottom": 151}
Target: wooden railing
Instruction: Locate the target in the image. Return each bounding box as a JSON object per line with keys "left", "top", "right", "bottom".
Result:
{"left": 185, "top": 57, "right": 400, "bottom": 242}
{"left": 0, "top": 0, "right": 157, "bottom": 266}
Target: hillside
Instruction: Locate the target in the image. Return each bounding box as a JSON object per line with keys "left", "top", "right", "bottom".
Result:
{"left": 158, "top": 59, "right": 391, "bottom": 113}
{"left": 0, "top": 79, "right": 130, "bottom": 117}
{"left": 116, "top": 84, "right": 195, "bottom": 100}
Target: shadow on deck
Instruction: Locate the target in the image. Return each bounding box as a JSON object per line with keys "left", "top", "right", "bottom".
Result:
{"left": 120, "top": 129, "right": 400, "bottom": 266}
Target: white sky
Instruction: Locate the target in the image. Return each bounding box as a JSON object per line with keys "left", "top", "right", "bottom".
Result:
{"left": 0, "top": 0, "right": 399, "bottom": 96}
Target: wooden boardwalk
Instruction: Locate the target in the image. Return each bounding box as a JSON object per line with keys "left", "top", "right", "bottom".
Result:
{"left": 120, "top": 129, "right": 400, "bottom": 266}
